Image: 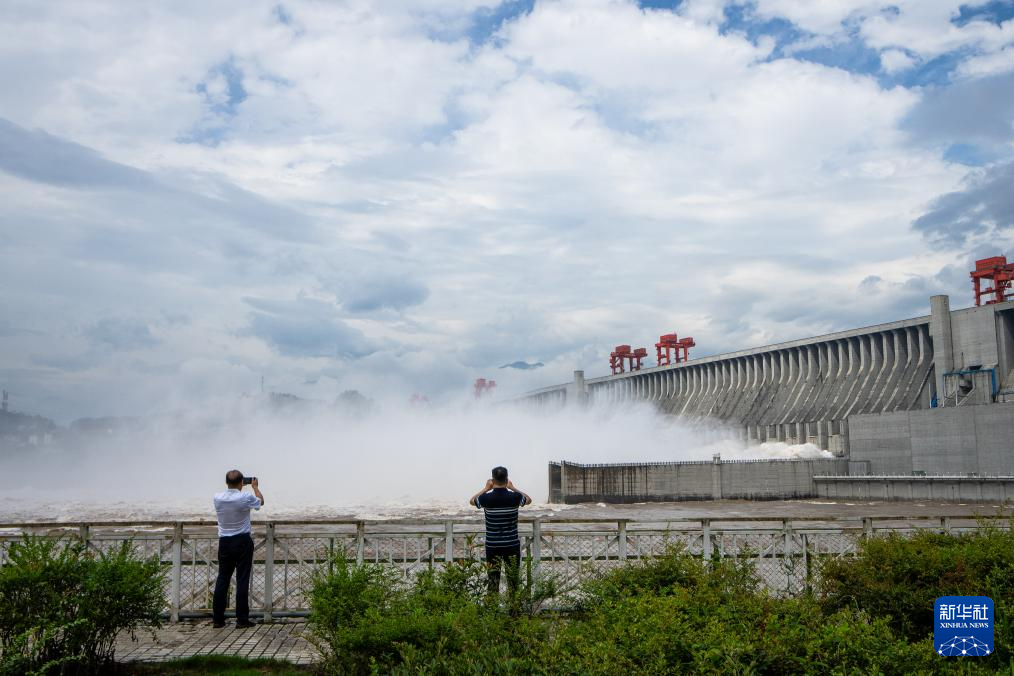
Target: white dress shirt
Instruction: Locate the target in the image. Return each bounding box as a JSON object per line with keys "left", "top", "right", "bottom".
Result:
{"left": 213, "top": 488, "right": 262, "bottom": 537}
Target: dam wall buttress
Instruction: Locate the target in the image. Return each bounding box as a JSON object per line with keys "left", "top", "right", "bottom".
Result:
{"left": 521, "top": 298, "right": 1014, "bottom": 461}
{"left": 528, "top": 296, "right": 1014, "bottom": 503}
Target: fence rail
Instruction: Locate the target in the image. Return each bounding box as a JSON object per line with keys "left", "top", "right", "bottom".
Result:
{"left": 0, "top": 515, "right": 1006, "bottom": 620}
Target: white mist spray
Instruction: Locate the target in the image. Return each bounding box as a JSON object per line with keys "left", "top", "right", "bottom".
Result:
{"left": 0, "top": 398, "right": 829, "bottom": 521}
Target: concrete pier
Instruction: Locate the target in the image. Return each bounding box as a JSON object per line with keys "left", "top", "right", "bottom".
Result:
{"left": 848, "top": 401, "right": 1014, "bottom": 475}
{"left": 549, "top": 457, "right": 849, "bottom": 503}
{"left": 929, "top": 294, "right": 955, "bottom": 402}
{"left": 815, "top": 475, "right": 1014, "bottom": 502}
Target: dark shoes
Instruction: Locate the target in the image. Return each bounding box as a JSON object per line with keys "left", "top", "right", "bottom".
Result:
{"left": 213, "top": 619, "right": 257, "bottom": 628}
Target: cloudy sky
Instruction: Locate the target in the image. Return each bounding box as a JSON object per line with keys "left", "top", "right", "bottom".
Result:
{"left": 1, "top": 0, "right": 1012, "bottom": 421}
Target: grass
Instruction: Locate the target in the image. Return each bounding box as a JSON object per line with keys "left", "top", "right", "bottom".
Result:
{"left": 116, "top": 655, "right": 313, "bottom": 675}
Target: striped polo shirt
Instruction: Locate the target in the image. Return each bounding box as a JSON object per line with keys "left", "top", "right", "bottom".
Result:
{"left": 475, "top": 487, "right": 529, "bottom": 550}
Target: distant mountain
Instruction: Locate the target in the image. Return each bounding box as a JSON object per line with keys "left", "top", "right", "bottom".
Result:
{"left": 499, "top": 361, "right": 545, "bottom": 370}
{"left": 334, "top": 389, "right": 374, "bottom": 415}
{"left": 1, "top": 409, "right": 60, "bottom": 447}
{"left": 69, "top": 416, "right": 142, "bottom": 433}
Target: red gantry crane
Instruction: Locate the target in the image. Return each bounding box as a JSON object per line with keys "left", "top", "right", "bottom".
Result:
{"left": 656, "top": 333, "right": 679, "bottom": 366}
{"left": 656, "top": 333, "right": 696, "bottom": 366}
{"left": 629, "top": 347, "right": 648, "bottom": 371}
{"left": 971, "top": 255, "right": 1014, "bottom": 306}
{"left": 474, "top": 378, "right": 497, "bottom": 400}
{"left": 676, "top": 336, "right": 695, "bottom": 363}
{"left": 609, "top": 345, "right": 648, "bottom": 374}
{"left": 609, "top": 345, "right": 630, "bottom": 374}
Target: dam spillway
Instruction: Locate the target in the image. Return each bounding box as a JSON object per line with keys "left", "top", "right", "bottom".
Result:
{"left": 522, "top": 294, "right": 1014, "bottom": 501}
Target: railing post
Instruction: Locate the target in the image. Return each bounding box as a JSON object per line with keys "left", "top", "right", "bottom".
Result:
{"left": 444, "top": 521, "right": 454, "bottom": 564}
{"left": 617, "top": 520, "right": 627, "bottom": 561}
{"left": 783, "top": 519, "right": 793, "bottom": 593}
{"left": 263, "top": 523, "right": 274, "bottom": 622}
{"left": 78, "top": 524, "right": 90, "bottom": 548}
{"left": 355, "top": 521, "right": 365, "bottom": 566}
{"left": 802, "top": 533, "right": 811, "bottom": 592}
{"left": 862, "top": 517, "right": 873, "bottom": 538}
{"left": 170, "top": 522, "right": 182, "bottom": 623}
{"left": 532, "top": 518, "right": 542, "bottom": 578}
{"left": 941, "top": 516, "right": 951, "bottom": 534}
{"left": 702, "top": 519, "right": 712, "bottom": 562}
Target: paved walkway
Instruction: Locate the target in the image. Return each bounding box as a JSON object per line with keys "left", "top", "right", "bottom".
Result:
{"left": 116, "top": 619, "right": 314, "bottom": 665}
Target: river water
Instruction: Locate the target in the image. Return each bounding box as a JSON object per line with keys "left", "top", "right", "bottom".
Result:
{"left": 0, "top": 496, "right": 1003, "bottom": 525}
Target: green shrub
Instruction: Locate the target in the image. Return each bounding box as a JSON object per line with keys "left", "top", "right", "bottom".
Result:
{"left": 0, "top": 536, "right": 165, "bottom": 675}
{"left": 308, "top": 553, "right": 551, "bottom": 674}
{"left": 128, "top": 654, "right": 312, "bottom": 674}
{"left": 818, "top": 524, "right": 1014, "bottom": 646}
{"left": 307, "top": 530, "right": 1014, "bottom": 674}
{"left": 547, "top": 568, "right": 950, "bottom": 675}
{"left": 577, "top": 543, "right": 758, "bottom": 609}
{"left": 551, "top": 549, "right": 835, "bottom": 674}
{"left": 985, "top": 562, "right": 1014, "bottom": 665}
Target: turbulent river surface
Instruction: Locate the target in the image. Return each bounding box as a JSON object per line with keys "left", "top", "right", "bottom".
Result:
{"left": 0, "top": 497, "right": 1003, "bottom": 525}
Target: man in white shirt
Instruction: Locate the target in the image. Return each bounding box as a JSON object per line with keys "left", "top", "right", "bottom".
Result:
{"left": 212, "top": 469, "right": 264, "bottom": 628}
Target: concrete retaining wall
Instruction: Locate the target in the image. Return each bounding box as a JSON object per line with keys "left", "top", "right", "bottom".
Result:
{"left": 549, "top": 458, "right": 848, "bottom": 503}
{"left": 849, "top": 402, "right": 1014, "bottom": 475}
{"left": 815, "top": 476, "right": 1014, "bottom": 502}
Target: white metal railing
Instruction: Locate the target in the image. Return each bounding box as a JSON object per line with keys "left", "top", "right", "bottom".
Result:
{"left": 0, "top": 515, "right": 1006, "bottom": 620}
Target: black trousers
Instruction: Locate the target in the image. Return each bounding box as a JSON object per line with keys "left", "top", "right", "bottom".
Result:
{"left": 213, "top": 533, "right": 254, "bottom": 623}
{"left": 486, "top": 545, "right": 521, "bottom": 595}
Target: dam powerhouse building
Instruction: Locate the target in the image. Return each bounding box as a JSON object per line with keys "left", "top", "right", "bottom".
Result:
{"left": 522, "top": 280, "right": 1014, "bottom": 503}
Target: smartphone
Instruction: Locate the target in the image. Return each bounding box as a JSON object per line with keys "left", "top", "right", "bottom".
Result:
{"left": 242, "top": 477, "right": 255, "bottom": 485}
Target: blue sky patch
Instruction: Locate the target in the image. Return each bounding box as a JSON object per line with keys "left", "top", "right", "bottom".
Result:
{"left": 943, "top": 143, "right": 997, "bottom": 166}
{"left": 468, "top": 0, "right": 535, "bottom": 46}
{"left": 953, "top": 1, "right": 1014, "bottom": 27}
{"left": 721, "top": 3, "right": 808, "bottom": 59}
{"left": 712, "top": 2, "right": 970, "bottom": 88}
{"left": 637, "top": 0, "right": 684, "bottom": 10}
{"left": 196, "top": 59, "right": 247, "bottom": 118}
{"left": 419, "top": 94, "right": 474, "bottom": 145}
{"left": 272, "top": 3, "right": 293, "bottom": 26}
{"left": 792, "top": 37, "right": 882, "bottom": 75}
{"left": 181, "top": 58, "right": 248, "bottom": 146}
{"left": 892, "top": 50, "right": 967, "bottom": 87}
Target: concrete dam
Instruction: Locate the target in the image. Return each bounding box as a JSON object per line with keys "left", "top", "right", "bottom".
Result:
{"left": 522, "top": 293, "right": 1014, "bottom": 503}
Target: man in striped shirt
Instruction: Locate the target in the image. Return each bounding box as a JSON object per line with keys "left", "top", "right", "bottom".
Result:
{"left": 469, "top": 466, "right": 532, "bottom": 596}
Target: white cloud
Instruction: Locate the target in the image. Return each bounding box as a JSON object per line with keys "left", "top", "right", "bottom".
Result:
{"left": 859, "top": 3, "right": 1011, "bottom": 59}
{"left": 505, "top": 0, "right": 768, "bottom": 91}
{"left": 880, "top": 48, "right": 917, "bottom": 73}
{"left": 677, "top": 0, "right": 729, "bottom": 25}
{"left": 0, "top": 0, "right": 1007, "bottom": 421}
{"left": 752, "top": 0, "right": 883, "bottom": 35}
{"left": 957, "top": 43, "right": 1014, "bottom": 78}
{"left": 765, "top": 1, "right": 1014, "bottom": 78}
